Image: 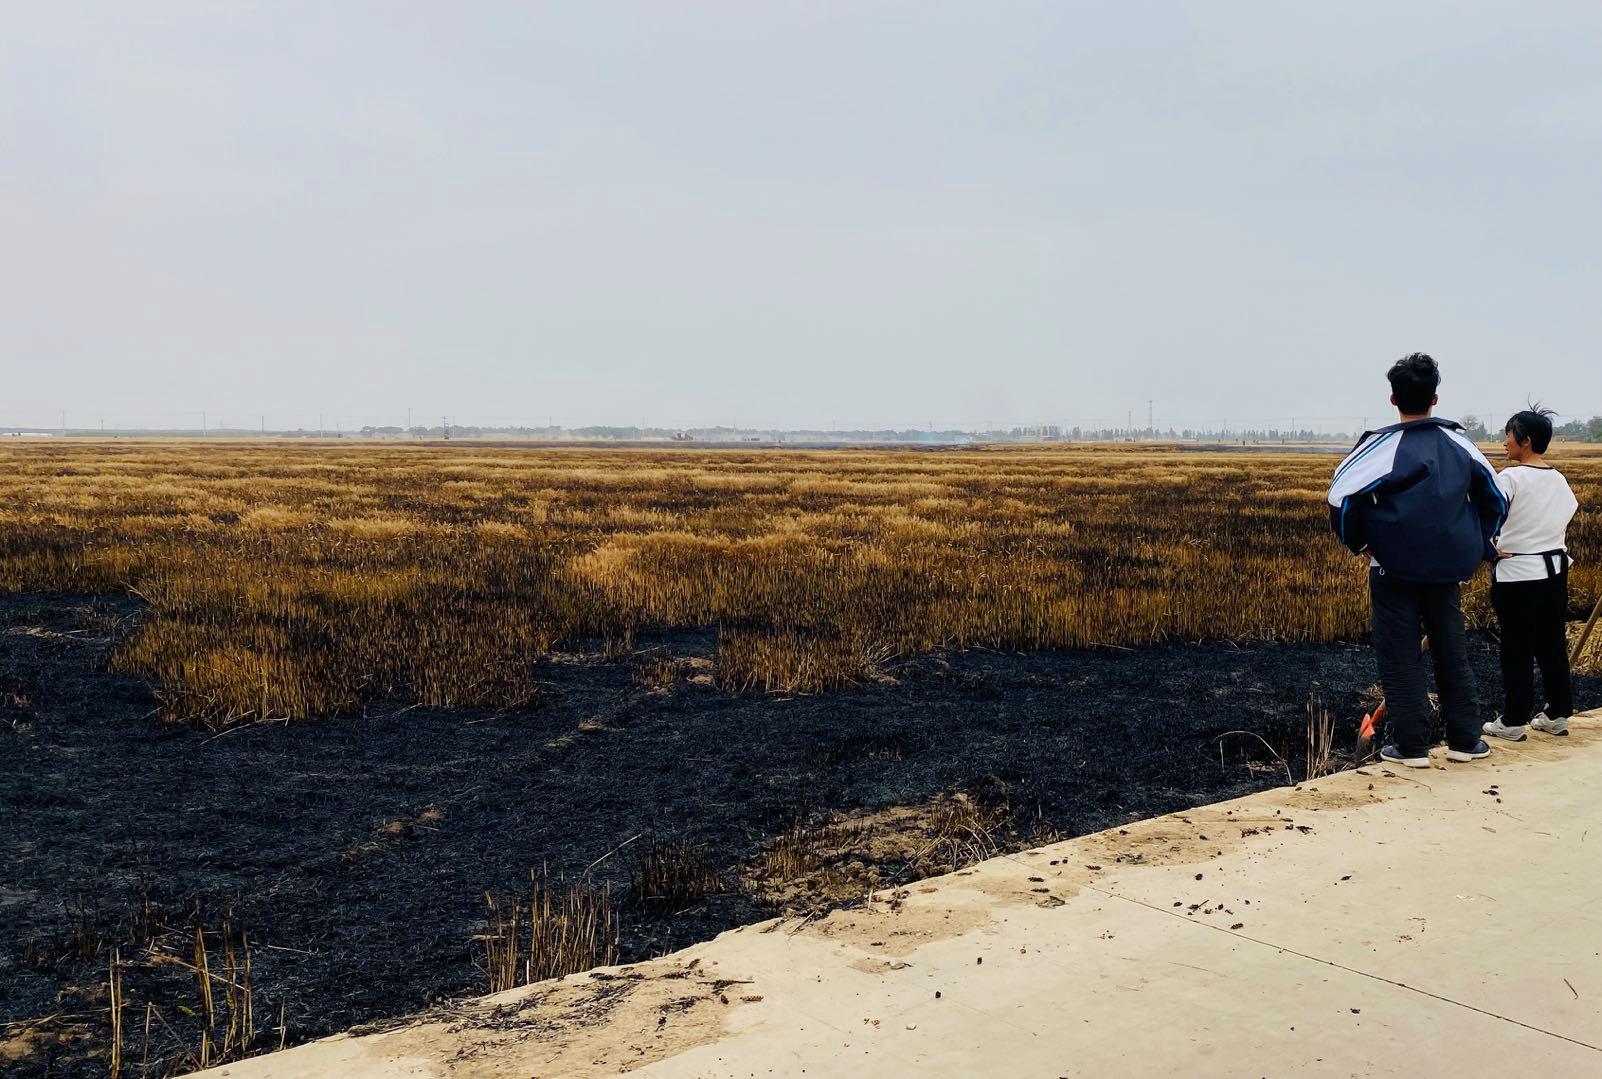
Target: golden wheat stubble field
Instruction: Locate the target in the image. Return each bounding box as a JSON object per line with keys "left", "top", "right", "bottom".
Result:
{"left": 4, "top": 439, "right": 1597, "bottom": 729}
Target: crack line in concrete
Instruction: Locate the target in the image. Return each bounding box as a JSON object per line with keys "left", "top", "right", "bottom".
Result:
{"left": 1095, "top": 887, "right": 1602, "bottom": 1054}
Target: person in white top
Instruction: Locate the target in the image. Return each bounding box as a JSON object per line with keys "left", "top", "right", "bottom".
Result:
{"left": 1483, "top": 407, "right": 1580, "bottom": 740}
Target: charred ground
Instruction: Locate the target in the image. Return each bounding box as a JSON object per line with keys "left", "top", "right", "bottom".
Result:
{"left": 3, "top": 591, "right": 1595, "bottom": 1077}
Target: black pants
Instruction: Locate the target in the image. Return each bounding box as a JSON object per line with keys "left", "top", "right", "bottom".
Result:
{"left": 1491, "top": 572, "right": 1573, "bottom": 723}
{"left": 1370, "top": 567, "right": 1481, "bottom": 756}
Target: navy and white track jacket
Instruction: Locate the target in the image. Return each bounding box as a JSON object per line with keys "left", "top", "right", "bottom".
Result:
{"left": 1327, "top": 417, "right": 1506, "bottom": 583}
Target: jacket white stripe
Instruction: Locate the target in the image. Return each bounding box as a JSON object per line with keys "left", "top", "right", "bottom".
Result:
{"left": 1442, "top": 428, "right": 1505, "bottom": 502}
{"left": 1327, "top": 431, "right": 1401, "bottom": 507}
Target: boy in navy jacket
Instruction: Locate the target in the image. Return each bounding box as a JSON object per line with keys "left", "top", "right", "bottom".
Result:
{"left": 1327, "top": 353, "right": 1507, "bottom": 767}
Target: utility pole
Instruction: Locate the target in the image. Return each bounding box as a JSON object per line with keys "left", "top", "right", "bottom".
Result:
{"left": 406, "top": 407, "right": 412, "bottom": 435}
{"left": 1148, "top": 399, "right": 1153, "bottom": 437}
{"left": 261, "top": 415, "right": 266, "bottom": 435}
{"left": 318, "top": 413, "right": 324, "bottom": 438}
{"left": 443, "top": 416, "right": 451, "bottom": 441}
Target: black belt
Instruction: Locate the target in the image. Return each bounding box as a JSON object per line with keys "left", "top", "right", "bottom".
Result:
{"left": 1500, "top": 548, "right": 1570, "bottom": 578}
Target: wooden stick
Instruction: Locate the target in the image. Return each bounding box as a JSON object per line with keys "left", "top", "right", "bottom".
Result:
{"left": 109, "top": 949, "right": 123, "bottom": 1079}
{"left": 1572, "top": 592, "right": 1602, "bottom": 668}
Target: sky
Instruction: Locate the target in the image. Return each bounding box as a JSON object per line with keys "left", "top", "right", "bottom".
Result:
{"left": 4, "top": 2, "right": 1601, "bottom": 433}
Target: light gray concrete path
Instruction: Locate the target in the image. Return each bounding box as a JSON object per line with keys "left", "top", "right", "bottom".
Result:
{"left": 199, "top": 710, "right": 1602, "bottom": 1079}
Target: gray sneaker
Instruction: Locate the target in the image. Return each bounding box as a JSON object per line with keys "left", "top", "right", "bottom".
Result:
{"left": 1531, "top": 712, "right": 1570, "bottom": 737}
{"left": 1483, "top": 717, "right": 1528, "bottom": 741}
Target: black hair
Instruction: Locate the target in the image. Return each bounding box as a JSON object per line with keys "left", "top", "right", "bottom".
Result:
{"left": 1505, "top": 405, "right": 1557, "bottom": 454}
{"left": 1387, "top": 353, "right": 1440, "bottom": 414}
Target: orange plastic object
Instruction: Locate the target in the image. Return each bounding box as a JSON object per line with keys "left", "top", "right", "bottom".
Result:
{"left": 1360, "top": 701, "right": 1386, "bottom": 738}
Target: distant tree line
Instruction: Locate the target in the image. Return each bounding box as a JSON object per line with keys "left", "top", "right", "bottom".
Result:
{"left": 337, "top": 417, "right": 1602, "bottom": 445}
{"left": 1459, "top": 415, "right": 1602, "bottom": 443}
{"left": 1557, "top": 416, "right": 1602, "bottom": 442}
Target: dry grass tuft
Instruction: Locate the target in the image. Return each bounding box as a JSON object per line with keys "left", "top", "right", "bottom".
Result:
{"left": 17, "top": 898, "right": 281, "bottom": 1079}
{"left": 624, "top": 836, "right": 722, "bottom": 913}
{"left": 1570, "top": 619, "right": 1602, "bottom": 677}
{"left": 746, "top": 792, "right": 1016, "bottom": 911}
{"left": 479, "top": 872, "right": 619, "bottom": 994}
{"left": 1305, "top": 691, "right": 1337, "bottom": 780}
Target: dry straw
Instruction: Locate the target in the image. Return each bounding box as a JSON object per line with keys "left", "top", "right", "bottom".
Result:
{"left": 1, "top": 441, "right": 1596, "bottom": 728}
{"left": 479, "top": 871, "right": 619, "bottom": 993}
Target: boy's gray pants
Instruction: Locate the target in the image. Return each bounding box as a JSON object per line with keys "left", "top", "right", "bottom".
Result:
{"left": 1369, "top": 566, "right": 1481, "bottom": 757}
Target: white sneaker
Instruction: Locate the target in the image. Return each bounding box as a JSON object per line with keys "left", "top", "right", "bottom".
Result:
{"left": 1531, "top": 712, "right": 1570, "bottom": 737}
{"left": 1445, "top": 739, "right": 1493, "bottom": 762}
{"left": 1380, "top": 744, "right": 1431, "bottom": 768}
{"left": 1483, "top": 717, "right": 1528, "bottom": 742}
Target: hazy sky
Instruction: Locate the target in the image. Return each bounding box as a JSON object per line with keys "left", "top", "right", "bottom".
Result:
{"left": 4, "top": 2, "right": 1601, "bottom": 431}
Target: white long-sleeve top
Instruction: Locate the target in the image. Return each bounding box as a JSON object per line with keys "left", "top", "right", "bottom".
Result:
{"left": 1493, "top": 465, "right": 1578, "bottom": 583}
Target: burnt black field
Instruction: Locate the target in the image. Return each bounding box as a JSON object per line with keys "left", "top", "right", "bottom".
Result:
{"left": 3, "top": 591, "right": 1595, "bottom": 1077}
